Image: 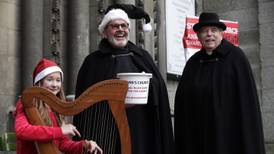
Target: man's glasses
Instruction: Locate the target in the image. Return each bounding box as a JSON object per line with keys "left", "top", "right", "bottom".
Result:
{"left": 109, "top": 23, "right": 129, "bottom": 30}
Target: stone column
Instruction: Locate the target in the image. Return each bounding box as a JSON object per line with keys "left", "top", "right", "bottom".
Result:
{"left": 90, "top": 1, "right": 101, "bottom": 52}
{"left": 67, "top": 0, "right": 90, "bottom": 94}
{"left": 143, "top": 1, "right": 155, "bottom": 59}
{"left": 258, "top": 0, "right": 274, "bottom": 152}
{"left": 157, "top": 0, "right": 167, "bottom": 80}
{"left": 21, "top": 0, "right": 43, "bottom": 89}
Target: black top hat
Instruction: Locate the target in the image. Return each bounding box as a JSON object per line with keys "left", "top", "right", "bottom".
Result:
{"left": 193, "top": 12, "right": 227, "bottom": 32}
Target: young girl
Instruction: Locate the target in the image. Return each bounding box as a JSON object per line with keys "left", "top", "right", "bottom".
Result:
{"left": 14, "top": 58, "right": 103, "bottom": 154}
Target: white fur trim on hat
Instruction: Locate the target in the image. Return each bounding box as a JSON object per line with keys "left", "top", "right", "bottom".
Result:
{"left": 34, "top": 66, "right": 63, "bottom": 84}
{"left": 98, "top": 9, "right": 130, "bottom": 33}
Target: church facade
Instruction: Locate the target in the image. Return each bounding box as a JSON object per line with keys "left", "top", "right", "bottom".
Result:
{"left": 0, "top": 0, "right": 273, "bottom": 153}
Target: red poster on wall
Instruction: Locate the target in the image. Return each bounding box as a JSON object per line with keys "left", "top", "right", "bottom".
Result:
{"left": 183, "top": 16, "right": 239, "bottom": 61}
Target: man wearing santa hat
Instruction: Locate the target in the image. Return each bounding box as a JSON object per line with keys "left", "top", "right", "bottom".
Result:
{"left": 73, "top": 4, "right": 174, "bottom": 154}
{"left": 14, "top": 58, "right": 102, "bottom": 154}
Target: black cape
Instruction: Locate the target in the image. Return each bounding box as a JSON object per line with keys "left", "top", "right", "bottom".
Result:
{"left": 73, "top": 38, "right": 174, "bottom": 154}
{"left": 174, "top": 40, "right": 265, "bottom": 154}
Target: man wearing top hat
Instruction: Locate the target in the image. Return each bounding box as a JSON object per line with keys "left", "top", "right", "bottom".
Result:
{"left": 174, "top": 12, "right": 266, "bottom": 154}
{"left": 73, "top": 4, "right": 174, "bottom": 154}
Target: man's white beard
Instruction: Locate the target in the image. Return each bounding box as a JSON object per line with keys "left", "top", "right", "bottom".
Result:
{"left": 108, "top": 36, "right": 128, "bottom": 48}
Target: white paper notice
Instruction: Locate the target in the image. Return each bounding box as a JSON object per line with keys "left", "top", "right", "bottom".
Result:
{"left": 166, "top": 0, "right": 195, "bottom": 76}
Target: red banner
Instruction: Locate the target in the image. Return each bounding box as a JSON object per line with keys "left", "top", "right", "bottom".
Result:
{"left": 222, "top": 20, "right": 239, "bottom": 46}
{"left": 183, "top": 16, "right": 202, "bottom": 49}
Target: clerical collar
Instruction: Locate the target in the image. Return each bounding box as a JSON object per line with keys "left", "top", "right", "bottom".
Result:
{"left": 206, "top": 51, "right": 213, "bottom": 55}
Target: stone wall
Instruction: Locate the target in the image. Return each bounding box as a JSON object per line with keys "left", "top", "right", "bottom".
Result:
{"left": 0, "top": 0, "right": 21, "bottom": 134}
{"left": 258, "top": 0, "right": 274, "bottom": 153}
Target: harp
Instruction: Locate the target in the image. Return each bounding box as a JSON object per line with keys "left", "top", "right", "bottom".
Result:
{"left": 21, "top": 79, "right": 131, "bottom": 154}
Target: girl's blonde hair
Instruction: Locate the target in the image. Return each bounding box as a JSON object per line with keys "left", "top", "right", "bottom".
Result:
{"left": 34, "top": 80, "right": 65, "bottom": 126}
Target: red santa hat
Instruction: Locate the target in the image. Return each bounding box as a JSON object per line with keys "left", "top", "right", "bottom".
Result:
{"left": 33, "top": 58, "right": 63, "bottom": 84}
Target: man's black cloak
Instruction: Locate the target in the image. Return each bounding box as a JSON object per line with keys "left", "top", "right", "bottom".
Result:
{"left": 174, "top": 39, "right": 265, "bottom": 154}
{"left": 73, "top": 38, "right": 174, "bottom": 154}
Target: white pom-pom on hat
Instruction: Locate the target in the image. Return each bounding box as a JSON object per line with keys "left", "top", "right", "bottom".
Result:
{"left": 143, "top": 23, "right": 152, "bottom": 32}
